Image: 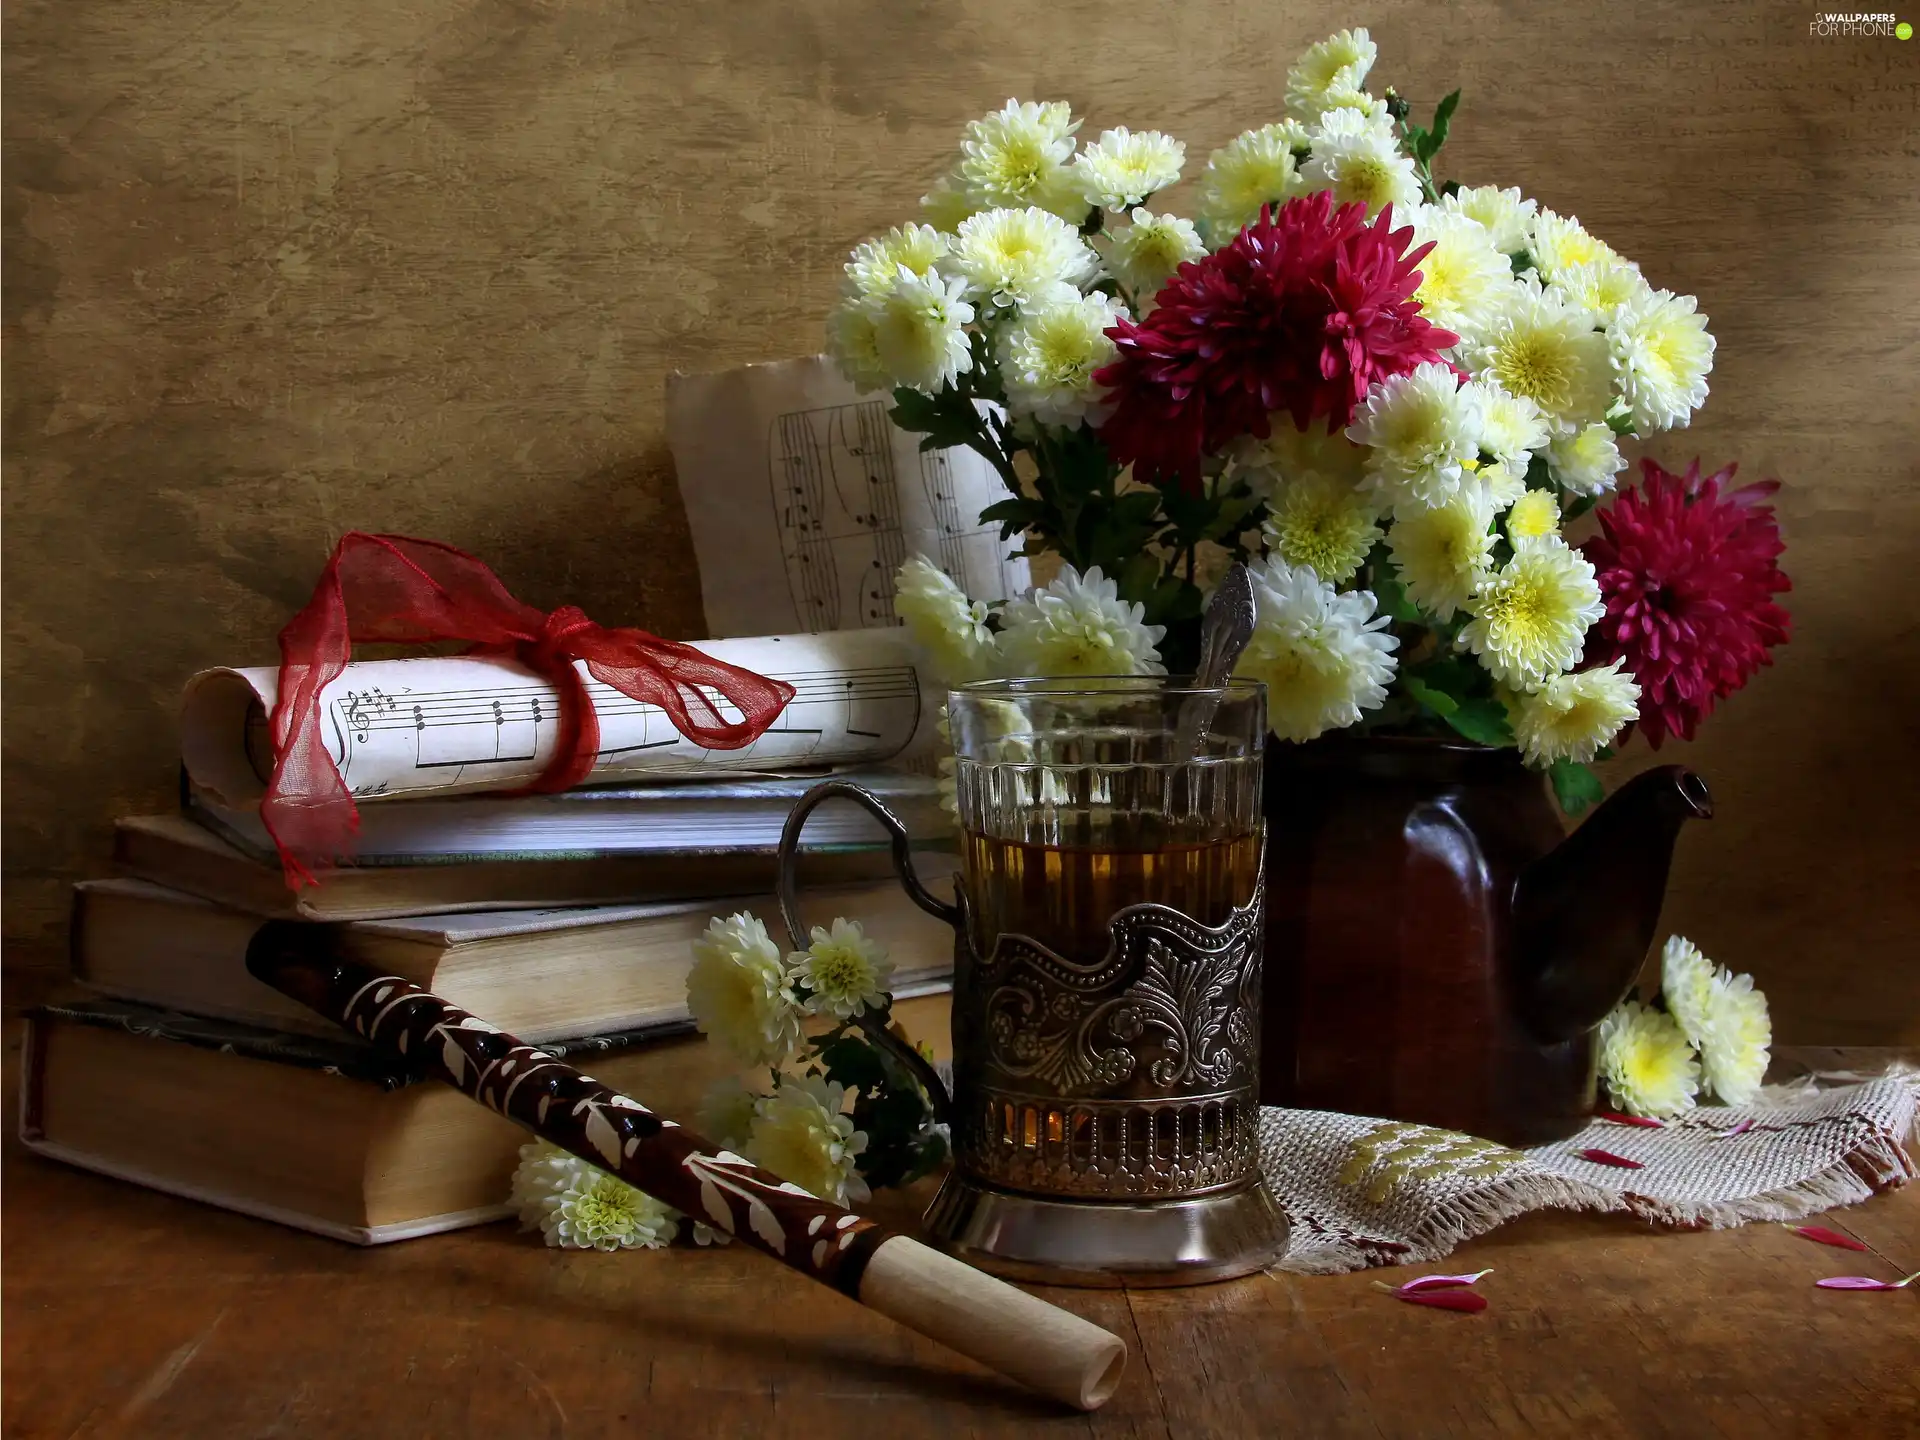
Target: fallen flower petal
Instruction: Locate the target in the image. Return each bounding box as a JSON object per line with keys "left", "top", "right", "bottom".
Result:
{"left": 1398, "top": 1288, "right": 1489, "bottom": 1313}
{"left": 1716, "top": 1119, "right": 1756, "bottom": 1139}
{"left": 1596, "top": 1110, "right": 1666, "bottom": 1129}
{"left": 1577, "top": 1148, "right": 1646, "bottom": 1169}
{"left": 1395, "top": 1270, "right": 1493, "bottom": 1294}
{"left": 1791, "top": 1225, "right": 1870, "bottom": 1253}
{"left": 1815, "top": 1272, "right": 1918, "bottom": 1291}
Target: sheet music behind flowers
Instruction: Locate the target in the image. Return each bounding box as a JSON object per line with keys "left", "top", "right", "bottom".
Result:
{"left": 667, "top": 355, "right": 1026, "bottom": 639}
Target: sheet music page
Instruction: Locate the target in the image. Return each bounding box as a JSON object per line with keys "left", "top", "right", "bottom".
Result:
{"left": 181, "top": 628, "right": 932, "bottom": 808}
{"left": 667, "top": 355, "right": 1028, "bottom": 639}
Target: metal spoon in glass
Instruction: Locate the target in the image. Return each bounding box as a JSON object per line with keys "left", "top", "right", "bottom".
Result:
{"left": 1176, "top": 561, "right": 1257, "bottom": 757}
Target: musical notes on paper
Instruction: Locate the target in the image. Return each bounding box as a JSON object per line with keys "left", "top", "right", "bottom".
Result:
{"left": 182, "top": 628, "right": 933, "bottom": 807}
{"left": 668, "top": 356, "right": 1027, "bottom": 640}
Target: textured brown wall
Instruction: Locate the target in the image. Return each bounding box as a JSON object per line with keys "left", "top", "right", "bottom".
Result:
{"left": 5, "top": 2, "right": 1917, "bottom": 1037}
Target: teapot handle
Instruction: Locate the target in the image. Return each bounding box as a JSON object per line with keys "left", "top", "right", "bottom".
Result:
{"left": 776, "top": 779, "right": 958, "bottom": 1122}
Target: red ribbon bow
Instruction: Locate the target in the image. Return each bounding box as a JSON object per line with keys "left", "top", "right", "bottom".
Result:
{"left": 264, "top": 533, "right": 795, "bottom": 888}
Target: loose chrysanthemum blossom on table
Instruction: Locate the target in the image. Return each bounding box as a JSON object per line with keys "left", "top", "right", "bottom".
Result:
{"left": 1699, "top": 967, "right": 1772, "bottom": 1106}
{"left": 1601, "top": 935, "right": 1772, "bottom": 1117}
{"left": 1598, "top": 999, "right": 1701, "bottom": 1120}
{"left": 746, "top": 1076, "right": 871, "bottom": 1206}
{"left": 789, "top": 917, "right": 894, "bottom": 1021}
{"left": 685, "top": 912, "right": 804, "bottom": 1068}
{"left": 510, "top": 1142, "right": 682, "bottom": 1252}
{"left": 827, "top": 32, "right": 1781, "bottom": 814}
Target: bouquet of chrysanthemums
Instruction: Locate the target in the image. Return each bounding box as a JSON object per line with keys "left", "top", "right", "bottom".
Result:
{"left": 828, "top": 28, "right": 1790, "bottom": 812}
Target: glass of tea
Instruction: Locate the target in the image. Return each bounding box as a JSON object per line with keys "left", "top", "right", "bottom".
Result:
{"left": 922, "top": 675, "right": 1287, "bottom": 1285}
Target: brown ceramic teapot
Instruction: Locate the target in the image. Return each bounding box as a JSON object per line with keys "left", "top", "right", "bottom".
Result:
{"left": 1261, "top": 736, "right": 1712, "bottom": 1146}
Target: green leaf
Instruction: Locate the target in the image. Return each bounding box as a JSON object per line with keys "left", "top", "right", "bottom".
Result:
{"left": 1607, "top": 409, "right": 1638, "bottom": 437}
{"left": 1562, "top": 493, "right": 1599, "bottom": 523}
{"left": 1428, "top": 90, "right": 1461, "bottom": 156}
{"left": 1549, "top": 759, "right": 1606, "bottom": 816}
{"left": 817, "top": 1034, "right": 888, "bottom": 1094}
{"left": 887, "top": 387, "right": 981, "bottom": 455}
{"left": 1402, "top": 675, "right": 1460, "bottom": 717}
{"left": 1118, "top": 551, "right": 1162, "bottom": 604}
{"left": 1443, "top": 696, "right": 1515, "bottom": 747}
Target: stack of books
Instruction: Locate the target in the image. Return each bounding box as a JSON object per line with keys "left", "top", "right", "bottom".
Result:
{"left": 22, "top": 769, "right": 957, "bottom": 1244}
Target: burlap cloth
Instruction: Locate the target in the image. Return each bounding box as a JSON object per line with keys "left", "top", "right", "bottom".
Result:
{"left": 1257, "top": 1069, "right": 1920, "bottom": 1274}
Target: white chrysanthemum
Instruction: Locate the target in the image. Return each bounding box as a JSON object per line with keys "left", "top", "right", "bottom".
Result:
{"left": 844, "top": 223, "right": 949, "bottom": 299}
{"left": 1479, "top": 384, "right": 1551, "bottom": 471}
{"left": 1660, "top": 935, "right": 1718, "bottom": 1049}
{"left": 1104, "top": 208, "right": 1206, "bottom": 299}
{"left": 919, "top": 175, "right": 977, "bottom": 233}
{"left": 746, "top": 1076, "right": 870, "bottom": 1205}
{"left": 826, "top": 298, "right": 891, "bottom": 393}
{"left": 1237, "top": 558, "right": 1398, "bottom": 742}
{"left": 1609, "top": 288, "right": 1715, "bottom": 434}
{"left": 1508, "top": 659, "right": 1640, "bottom": 767}
{"left": 1301, "top": 108, "right": 1421, "bottom": 216}
{"left": 1196, "top": 125, "right": 1302, "bottom": 240}
{"left": 1527, "top": 208, "right": 1620, "bottom": 281}
{"left": 867, "top": 268, "right": 975, "bottom": 393}
{"left": 1467, "top": 283, "right": 1613, "bottom": 433}
{"left": 998, "top": 290, "right": 1127, "bottom": 427}
{"left": 894, "top": 555, "right": 998, "bottom": 685}
{"left": 1550, "top": 256, "right": 1650, "bottom": 328}
{"left": 1234, "top": 417, "right": 1370, "bottom": 491}
{"left": 1548, "top": 422, "right": 1627, "bottom": 496}
{"left": 1387, "top": 489, "right": 1495, "bottom": 621}
{"left": 1440, "top": 185, "right": 1538, "bottom": 254}
{"left": 1598, "top": 1000, "right": 1701, "bottom": 1120}
{"left": 998, "top": 564, "right": 1166, "bottom": 677}
{"left": 1406, "top": 206, "right": 1518, "bottom": 339}
{"left": 1347, "top": 362, "right": 1488, "bottom": 511}
{"left": 1285, "top": 27, "right": 1378, "bottom": 118}
{"left": 951, "top": 206, "right": 1097, "bottom": 311}
{"left": 685, "top": 912, "right": 803, "bottom": 1068}
{"left": 697, "top": 1078, "right": 763, "bottom": 1152}
{"left": 958, "top": 99, "right": 1086, "bottom": 221}
{"left": 1311, "top": 87, "right": 1391, "bottom": 128}
{"left": 1459, "top": 534, "right": 1606, "bottom": 688}
{"left": 789, "top": 916, "right": 894, "bottom": 1020}
{"left": 1073, "top": 128, "right": 1185, "bottom": 210}
{"left": 1700, "top": 969, "right": 1772, "bottom": 1106}
{"left": 1504, "top": 488, "right": 1560, "bottom": 541}
{"left": 1262, "top": 471, "right": 1384, "bottom": 584}
{"left": 510, "top": 1142, "right": 679, "bottom": 1252}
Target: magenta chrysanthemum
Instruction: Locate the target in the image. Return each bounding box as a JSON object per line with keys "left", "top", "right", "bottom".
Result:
{"left": 1580, "top": 458, "right": 1791, "bottom": 747}
{"left": 1093, "top": 191, "right": 1458, "bottom": 487}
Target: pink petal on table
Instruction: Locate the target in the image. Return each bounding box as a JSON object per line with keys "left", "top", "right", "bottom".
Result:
{"left": 1576, "top": 1148, "right": 1645, "bottom": 1169}
{"left": 1398, "top": 1288, "right": 1489, "bottom": 1313}
{"left": 1596, "top": 1110, "right": 1666, "bottom": 1128}
{"left": 1395, "top": 1269, "right": 1493, "bottom": 1294}
{"left": 1716, "top": 1119, "right": 1756, "bottom": 1139}
{"left": 1791, "top": 1225, "right": 1870, "bottom": 1253}
{"left": 1815, "top": 1272, "right": 1918, "bottom": 1291}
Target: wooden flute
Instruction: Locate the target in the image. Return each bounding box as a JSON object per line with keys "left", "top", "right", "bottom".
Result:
{"left": 245, "top": 923, "right": 1127, "bottom": 1411}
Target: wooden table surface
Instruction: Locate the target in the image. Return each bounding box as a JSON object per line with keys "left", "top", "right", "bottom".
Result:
{"left": 5, "top": 1043, "right": 1916, "bottom": 1438}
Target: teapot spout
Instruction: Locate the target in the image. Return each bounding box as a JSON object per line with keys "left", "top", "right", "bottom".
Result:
{"left": 1513, "top": 766, "right": 1712, "bottom": 1042}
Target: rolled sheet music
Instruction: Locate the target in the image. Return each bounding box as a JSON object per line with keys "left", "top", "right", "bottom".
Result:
{"left": 245, "top": 928, "right": 1128, "bottom": 1412}
{"left": 183, "top": 627, "right": 934, "bottom": 808}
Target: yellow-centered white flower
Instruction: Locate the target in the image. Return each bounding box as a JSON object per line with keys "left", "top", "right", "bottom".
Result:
{"left": 1407, "top": 206, "right": 1519, "bottom": 339}
{"left": 697, "top": 1078, "right": 763, "bottom": 1152}
{"left": 999, "top": 564, "right": 1166, "bottom": 676}
{"left": 685, "top": 911, "right": 803, "bottom": 1068}
{"left": 1476, "top": 384, "right": 1552, "bottom": 510}
{"left": 1527, "top": 208, "right": 1621, "bottom": 281}
{"left": 951, "top": 206, "right": 1098, "bottom": 311}
{"left": 1598, "top": 1000, "right": 1701, "bottom": 1120}
{"left": 1699, "top": 968, "right": 1771, "bottom": 1106}
{"left": 1550, "top": 256, "right": 1650, "bottom": 329}
{"left": 1467, "top": 283, "right": 1613, "bottom": 434}
{"left": 746, "top": 1076, "right": 870, "bottom": 1206}
{"left": 1285, "top": 28, "right": 1379, "bottom": 119}
{"left": 1548, "top": 422, "right": 1628, "bottom": 496}
{"left": 1301, "top": 108, "right": 1421, "bottom": 217}
{"left": 866, "top": 268, "right": 976, "bottom": 393}
{"left": 789, "top": 916, "right": 894, "bottom": 1020}
{"left": 844, "top": 223, "right": 949, "bottom": 299}
{"left": 997, "top": 290, "right": 1126, "bottom": 427}
{"left": 1072, "top": 128, "right": 1185, "bottom": 210}
{"left": 1387, "top": 489, "right": 1496, "bottom": 621}
{"left": 510, "top": 1141, "right": 680, "bottom": 1252}
{"left": 1104, "top": 208, "right": 1206, "bottom": 299}
{"left": 826, "top": 297, "right": 891, "bottom": 393}
{"left": 1504, "top": 488, "right": 1561, "bottom": 541}
{"left": 1508, "top": 659, "right": 1640, "bottom": 767}
{"left": 1347, "top": 362, "right": 1488, "bottom": 512}
{"left": 1196, "top": 125, "right": 1303, "bottom": 241}
{"left": 894, "top": 555, "right": 999, "bottom": 686}
{"left": 1440, "top": 184, "right": 1537, "bottom": 254}
{"left": 1237, "top": 558, "right": 1398, "bottom": 742}
{"left": 1609, "top": 288, "right": 1715, "bottom": 434}
{"left": 1459, "top": 533, "right": 1605, "bottom": 688}
{"left": 1660, "top": 935, "right": 1718, "bottom": 1049}
{"left": 958, "top": 99, "right": 1087, "bottom": 221}
{"left": 919, "top": 175, "right": 977, "bottom": 233}
{"left": 1262, "top": 471, "right": 1384, "bottom": 585}
{"left": 1234, "top": 417, "right": 1371, "bottom": 491}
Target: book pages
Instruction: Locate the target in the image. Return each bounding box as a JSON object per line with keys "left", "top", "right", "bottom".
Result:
{"left": 667, "top": 355, "right": 1026, "bottom": 639}
{"left": 181, "top": 627, "right": 932, "bottom": 807}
